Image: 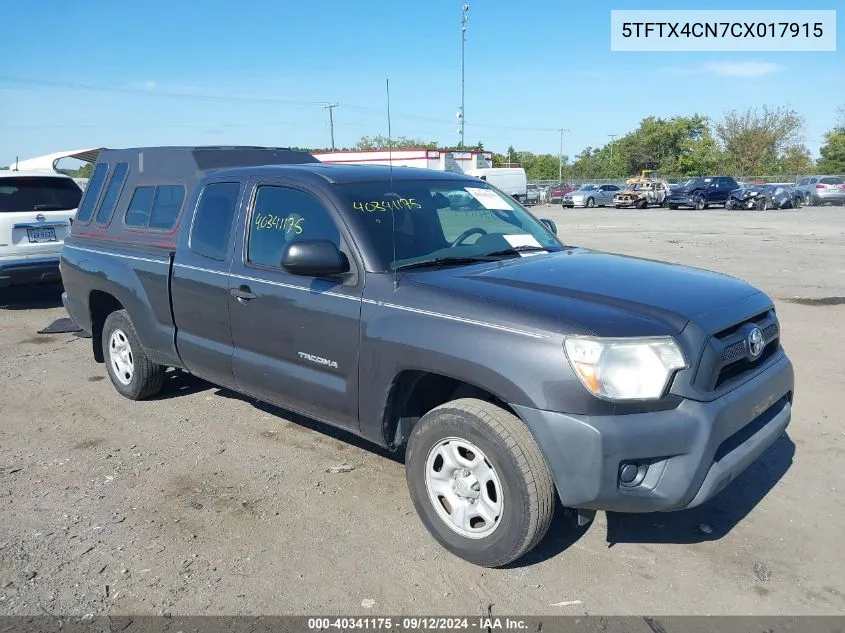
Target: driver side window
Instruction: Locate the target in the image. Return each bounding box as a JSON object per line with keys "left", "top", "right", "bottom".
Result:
{"left": 246, "top": 185, "right": 340, "bottom": 269}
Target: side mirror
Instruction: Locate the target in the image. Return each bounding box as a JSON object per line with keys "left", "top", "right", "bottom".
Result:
{"left": 281, "top": 239, "right": 345, "bottom": 277}
{"left": 540, "top": 218, "right": 557, "bottom": 235}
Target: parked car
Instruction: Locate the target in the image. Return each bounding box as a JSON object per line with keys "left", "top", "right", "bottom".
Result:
{"left": 562, "top": 183, "right": 621, "bottom": 208}
{"left": 725, "top": 184, "right": 803, "bottom": 210}
{"left": 793, "top": 175, "right": 845, "bottom": 206}
{"left": 61, "top": 146, "right": 794, "bottom": 568}
{"left": 525, "top": 183, "right": 540, "bottom": 205}
{"left": 0, "top": 170, "right": 83, "bottom": 288}
{"left": 612, "top": 177, "right": 670, "bottom": 209}
{"left": 665, "top": 176, "right": 740, "bottom": 209}
{"left": 547, "top": 184, "right": 573, "bottom": 204}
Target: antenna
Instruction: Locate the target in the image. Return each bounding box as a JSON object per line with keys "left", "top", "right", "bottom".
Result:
{"left": 386, "top": 78, "right": 398, "bottom": 291}
{"left": 14, "top": 156, "right": 19, "bottom": 171}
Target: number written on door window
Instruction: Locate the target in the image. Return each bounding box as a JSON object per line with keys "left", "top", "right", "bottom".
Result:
{"left": 254, "top": 212, "right": 304, "bottom": 235}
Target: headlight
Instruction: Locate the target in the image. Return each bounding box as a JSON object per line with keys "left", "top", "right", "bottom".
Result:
{"left": 563, "top": 336, "right": 686, "bottom": 401}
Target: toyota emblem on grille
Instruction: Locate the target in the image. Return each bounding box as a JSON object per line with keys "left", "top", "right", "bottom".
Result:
{"left": 36, "top": 213, "right": 46, "bottom": 222}
{"left": 747, "top": 327, "right": 764, "bottom": 358}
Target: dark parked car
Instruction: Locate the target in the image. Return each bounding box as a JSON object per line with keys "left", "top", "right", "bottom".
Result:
{"left": 60, "top": 147, "right": 794, "bottom": 568}
{"left": 726, "top": 184, "right": 803, "bottom": 210}
{"left": 666, "top": 176, "right": 740, "bottom": 209}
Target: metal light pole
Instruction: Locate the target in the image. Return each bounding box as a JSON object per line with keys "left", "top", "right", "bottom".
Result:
{"left": 608, "top": 134, "right": 616, "bottom": 159}
{"left": 458, "top": 4, "right": 469, "bottom": 148}
{"left": 325, "top": 103, "right": 339, "bottom": 150}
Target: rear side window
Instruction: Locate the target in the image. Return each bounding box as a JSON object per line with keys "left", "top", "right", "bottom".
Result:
{"left": 124, "top": 185, "right": 186, "bottom": 230}
{"left": 796, "top": 178, "right": 809, "bottom": 186}
{"left": 0, "top": 176, "right": 82, "bottom": 213}
{"left": 189, "top": 182, "right": 241, "bottom": 261}
{"left": 75, "top": 163, "right": 109, "bottom": 222}
{"left": 819, "top": 177, "right": 844, "bottom": 185}
{"left": 95, "top": 162, "right": 129, "bottom": 224}
{"left": 124, "top": 187, "right": 156, "bottom": 227}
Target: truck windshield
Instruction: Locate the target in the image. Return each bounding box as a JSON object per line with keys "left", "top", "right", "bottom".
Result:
{"left": 334, "top": 179, "right": 563, "bottom": 271}
{"left": 0, "top": 176, "right": 82, "bottom": 212}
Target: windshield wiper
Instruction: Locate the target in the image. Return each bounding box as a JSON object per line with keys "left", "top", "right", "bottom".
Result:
{"left": 392, "top": 255, "right": 491, "bottom": 271}
{"left": 483, "top": 245, "right": 549, "bottom": 257}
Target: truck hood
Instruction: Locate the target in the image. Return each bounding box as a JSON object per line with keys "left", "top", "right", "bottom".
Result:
{"left": 409, "top": 248, "right": 762, "bottom": 336}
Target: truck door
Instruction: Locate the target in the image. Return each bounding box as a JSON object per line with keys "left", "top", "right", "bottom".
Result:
{"left": 171, "top": 180, "right": 245, "bottom": 389}
{"left": 227, "top": 178, "right": 363, "bottom": 430}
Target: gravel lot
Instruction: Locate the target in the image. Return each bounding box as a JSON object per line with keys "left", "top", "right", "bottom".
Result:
{"left": 1, "top": 206, "right": 844, "bottom": 617}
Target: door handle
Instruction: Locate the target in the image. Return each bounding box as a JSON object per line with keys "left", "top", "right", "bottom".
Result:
{"left": 230, "top": 285, "right": 256, "bottom": 301}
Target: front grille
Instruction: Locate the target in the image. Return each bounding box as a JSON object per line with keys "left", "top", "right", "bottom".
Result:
{"left": 694, "top": 310, "right": 781, "bottom": 392}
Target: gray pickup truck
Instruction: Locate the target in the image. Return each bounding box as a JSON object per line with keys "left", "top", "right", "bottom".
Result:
{"left": 60, "top": 146, "right": 794, "bottom": 567}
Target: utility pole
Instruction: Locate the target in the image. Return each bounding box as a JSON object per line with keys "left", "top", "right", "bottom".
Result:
{"left": 458, "top": 4, "right": 469, "bottom": 148}
{"left": 558, "top": 129, "right": 565, "bottom": 183}
{"left": 608, "top": 134, "right": 617, "bottom": 159}
{"left": 325, "top": 103, "right": 339, "bottom": 150}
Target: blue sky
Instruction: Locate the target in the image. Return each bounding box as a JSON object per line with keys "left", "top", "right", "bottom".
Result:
{"left": 1, "top": 0, "right": 843, "bottom": 167}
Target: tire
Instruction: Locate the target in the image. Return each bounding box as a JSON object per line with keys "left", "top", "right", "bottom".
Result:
{"left": 585, "top": 197, "right": 595, "bottom": 208}
{"left": 805, "top": 193, "right": 814, "bottom": 207}
{"left": 405, "top": 398, "right": 555, "bottom": 568}
{"left": 668, "top": 204, "right": 678, "bottom": 210}
{"left": 102, "top": 309, "right": 166, "bottom": 400}
{"left": 636, "top": 198, "right": 648, "bottom": 209}
{"left": 695, "top": 197, "right": 706, "bottom": 211}
{"left": 755, "top": 197, "right": 768, "bottom": 211}
{"left": 725, "top": 199, "right": 734, "bottom": 210}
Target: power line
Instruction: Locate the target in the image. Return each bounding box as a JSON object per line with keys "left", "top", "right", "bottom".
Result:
{"left": 0, "top": 75, "right": 563, "bottom": 134}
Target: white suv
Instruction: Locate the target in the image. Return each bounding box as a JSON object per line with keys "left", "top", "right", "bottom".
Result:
{"left": 0, "top": 170, "right": 83, "bottom": 288}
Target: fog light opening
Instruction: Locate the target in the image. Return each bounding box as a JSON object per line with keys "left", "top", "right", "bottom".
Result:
{"left": 619, "top": 461, "right": 649, "bottom": 488}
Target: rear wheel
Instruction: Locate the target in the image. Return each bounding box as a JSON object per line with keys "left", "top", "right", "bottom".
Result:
{"left": 725, "top": 199, "right": 735, "bottom": 210}
{"left": 755, "top": 197, "right": 769, "bottom": 211}
{"left": 695, "top": 196, "right": 707, "bottom": 210}
{"left": 585, "top": 197, "right": 595, "bottom": 208}
{"left": 102, "top": 309, "right": 165, "bottom": 400}
{"left": 405, "top": 398, "right": 555, "bottom": 568}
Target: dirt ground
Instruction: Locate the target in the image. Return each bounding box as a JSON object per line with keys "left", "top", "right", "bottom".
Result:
{"left": 1, "top": 206, "right": 844, "bottom": 617}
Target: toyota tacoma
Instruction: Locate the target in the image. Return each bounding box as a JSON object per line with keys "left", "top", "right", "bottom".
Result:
{"left": 60, "top": 146, "right": 795, "bottom": 568}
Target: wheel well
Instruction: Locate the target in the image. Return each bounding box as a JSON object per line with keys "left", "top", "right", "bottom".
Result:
{"left": 382, "top": 371, "right": 509, "bottom": 452}
{"left": 89, "top": 291, "right": 123, "bottom": 363}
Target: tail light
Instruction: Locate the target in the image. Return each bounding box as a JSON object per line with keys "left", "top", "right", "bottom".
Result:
{"left": 816, "top": 184, "right": 825, "bottom": 188}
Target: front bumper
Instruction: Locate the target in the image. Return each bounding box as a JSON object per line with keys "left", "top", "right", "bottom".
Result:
{"left": 561, "top": 199, "right": 587, "bottom": 207}
{"left": 666, "top": 195, "right": 697, "bottom": 207}
{"left": 0, "top": 255, "right": 61, "bottom": 288}
{"left": 512, "top": 353, "right": 794, "bottom": 513}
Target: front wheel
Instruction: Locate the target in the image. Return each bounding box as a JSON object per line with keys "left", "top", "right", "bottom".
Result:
{"left": 102, "top": 309, "right": 166, "bottom": 400}
{"left": 725, "top": 199, "right": 735, "bottom": 210}
{"left": 405, "top": 398, "right": 555, "bottom": 568}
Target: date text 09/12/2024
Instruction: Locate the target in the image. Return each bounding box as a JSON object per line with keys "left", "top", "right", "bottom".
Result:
{"left": 307, "top": 617, "right": 528, "bottom": 631}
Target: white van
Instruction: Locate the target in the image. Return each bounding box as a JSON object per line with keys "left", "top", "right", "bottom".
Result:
{"left": 467, "top": 167, "right": 528, "bottom": 203}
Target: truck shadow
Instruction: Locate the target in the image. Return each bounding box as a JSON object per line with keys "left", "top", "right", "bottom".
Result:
{"left": 504, "top": 432, "right": 795, "bottom": 567}
{"left": 0, "top": 283, "right": 64, "bottom": 310}
{"left": 154, "top": 374, "right": 403, "bottom": 463}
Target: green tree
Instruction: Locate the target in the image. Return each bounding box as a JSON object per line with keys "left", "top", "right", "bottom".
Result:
{"left": 817, "top": 130, "right": 845, "bottom": 173}
{"left": 778, "top": 144, "right": 815, "bottom": 175}
{"left": 355, "top": 135, "right": 438, "bottom": 150}
{"left": 674, "top": 133, "right": 726, "bottom": 176}
{"left": 714, "top": 105, "right": 805, "bottom": 177}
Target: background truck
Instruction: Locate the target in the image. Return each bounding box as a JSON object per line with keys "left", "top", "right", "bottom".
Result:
{"left": 60, "top": 146, "right": 794, "bottom": 568}
{"left": 466, "top": 167, "right": 528, "bottom": 203}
